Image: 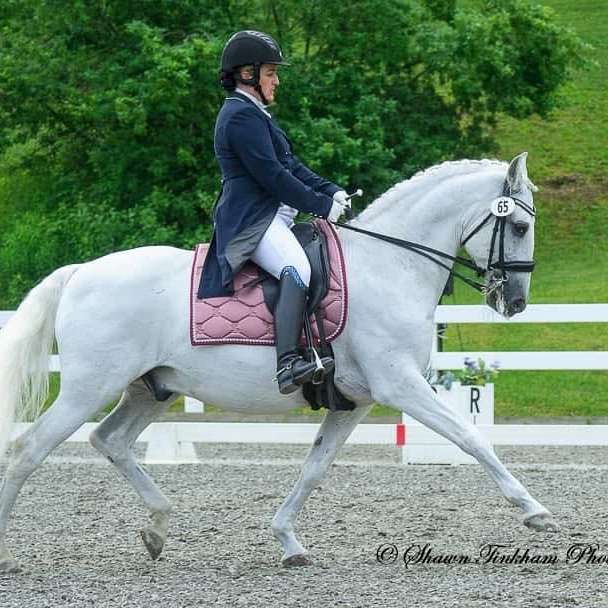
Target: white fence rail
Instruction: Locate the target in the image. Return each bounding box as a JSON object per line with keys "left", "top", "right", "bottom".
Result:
{"left": 2, "top": 304, "right": 608, "bottom": 463}
{"left": 433, "top": 304, "right": 608, "bottom": 370}
{"left": 435, "top": 304, "right": 608, "bottom": 323}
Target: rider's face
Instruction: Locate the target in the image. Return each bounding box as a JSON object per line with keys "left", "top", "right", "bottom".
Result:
{"left": 258, "top": 64, "right": 279, "bottom": 103}
{"left": 239, "top": 64, "right": 280, "bottom": 104}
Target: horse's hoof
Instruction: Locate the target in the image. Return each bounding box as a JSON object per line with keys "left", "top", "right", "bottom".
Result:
{"left": 524, "top": 512, "right": 559, "bottom": 533}
{"left": 282, "top": 553, "right": 312, "bottom": 567}
{"left": 140, "top": 528, "right": 165, "bottom": 560}
{"left": 0, "top": 557, "right": 21, "bottom": 573}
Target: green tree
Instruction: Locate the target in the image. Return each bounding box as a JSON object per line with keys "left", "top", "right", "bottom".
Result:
{"left": 0, "top": 0, "right": 586, "bottom": 306}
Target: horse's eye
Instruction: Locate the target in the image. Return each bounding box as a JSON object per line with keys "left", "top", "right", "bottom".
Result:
{"left": 513, "top": 222, "right": 528, "bottom": 236}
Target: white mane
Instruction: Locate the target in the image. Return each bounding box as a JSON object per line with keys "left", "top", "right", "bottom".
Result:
{"left": 358, "top": 159, "right": 508, "bottom": 223}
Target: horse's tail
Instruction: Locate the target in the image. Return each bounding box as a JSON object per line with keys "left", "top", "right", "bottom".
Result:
{"left": 0, "top": 264, "right": 80, "bottom": 461}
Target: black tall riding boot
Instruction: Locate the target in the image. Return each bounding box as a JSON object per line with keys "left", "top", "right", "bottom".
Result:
{"left": 274, "top": 267, "right": 333, "bottom": 395}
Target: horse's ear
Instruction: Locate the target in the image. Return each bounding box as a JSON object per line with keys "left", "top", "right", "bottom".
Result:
{"left": 505, "top": 152, "right": 537, "bottom": 193}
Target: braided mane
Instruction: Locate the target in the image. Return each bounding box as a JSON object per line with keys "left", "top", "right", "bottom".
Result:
{"left": 358, "top": 159, "right": 508, "bottom": 223}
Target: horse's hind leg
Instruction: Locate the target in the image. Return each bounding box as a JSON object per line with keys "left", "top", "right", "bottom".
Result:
{"left": 89, "top": 380, "right": 177, "bottom": 560}
{"left": 272, "top": 404, "right": 372, "bottom": 566}
{"left": 0, "top": 385, "right": 117, "bottom": 573}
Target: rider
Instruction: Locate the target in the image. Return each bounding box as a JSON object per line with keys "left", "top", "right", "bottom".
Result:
{"left": 198, "top": 30, "right": 350, "bottom": 395}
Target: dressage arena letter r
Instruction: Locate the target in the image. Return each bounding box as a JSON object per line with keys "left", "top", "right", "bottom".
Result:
{"left": 470, "top": 387, "right": 481, "bottom": 414}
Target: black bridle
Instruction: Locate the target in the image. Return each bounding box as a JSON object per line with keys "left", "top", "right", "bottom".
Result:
{"left": 332, "top": 189, "right": 536, "bottom": 295}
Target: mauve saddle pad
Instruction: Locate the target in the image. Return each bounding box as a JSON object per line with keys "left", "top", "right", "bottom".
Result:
{"left": 190, "top": 220, "right": 348, "bottom": 346}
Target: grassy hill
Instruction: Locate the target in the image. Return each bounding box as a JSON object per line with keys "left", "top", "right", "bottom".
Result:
{"left": 496, "top": 0, "right": 608, "bottom": 182}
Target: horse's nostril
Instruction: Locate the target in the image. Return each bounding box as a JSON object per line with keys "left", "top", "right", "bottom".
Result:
{"left": 511, "top": 298, "right": 526, "bottom": 314}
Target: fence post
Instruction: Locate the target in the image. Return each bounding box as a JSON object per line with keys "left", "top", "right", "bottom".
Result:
{"left": 184, "top": 396, "right": 204, "bottom": 413}
{"left": 143, "top": 423, "right": 199, "bottom": 464}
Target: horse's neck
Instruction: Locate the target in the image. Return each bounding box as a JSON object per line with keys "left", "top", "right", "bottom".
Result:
{"left": 344, "top": 170, "right": 501, "bottom": 315}
{"left": 348, "top": 180, "right": 465, "bottom": 308}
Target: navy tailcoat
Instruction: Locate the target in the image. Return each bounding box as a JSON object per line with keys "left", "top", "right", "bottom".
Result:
{"left": 198, "top": 92, "right": 339, "bottom": 298}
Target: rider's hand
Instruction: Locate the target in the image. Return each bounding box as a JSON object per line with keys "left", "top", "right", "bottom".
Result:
{"left": 328, "top": 199, "right": 347, "bottom": 222}
{"left": 327, "top": 190, "right": 349, "bottom": 222}
{"left": 333, "top": 190, "right": 351, "bottom": 208}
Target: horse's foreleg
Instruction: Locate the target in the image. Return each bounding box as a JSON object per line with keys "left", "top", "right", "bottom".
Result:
{"left": 272, "top": 404, "right": 372, "bottom": 566}
{"left": 0, "top": 386, "right": 115, "bottom": 573}
{"left": 89, "top": 380, "right": 176, "bottom": 560}
{"left": 373, "top": 370, "right": 557, "bottom": 531}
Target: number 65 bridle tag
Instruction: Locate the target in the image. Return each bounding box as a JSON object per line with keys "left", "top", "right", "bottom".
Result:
{"left": 490, "top": 196, "right": 516, "bottom": 217}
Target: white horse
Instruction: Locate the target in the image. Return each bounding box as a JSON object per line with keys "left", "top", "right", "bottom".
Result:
{"left": 0, "top": 153, "right": 557, "bottom": 572}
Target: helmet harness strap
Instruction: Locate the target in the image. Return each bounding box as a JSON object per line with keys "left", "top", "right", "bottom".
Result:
{"left": 234, "top": 63, "right": 270, "bottom": 106}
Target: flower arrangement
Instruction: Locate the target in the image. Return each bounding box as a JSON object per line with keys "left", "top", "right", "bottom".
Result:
{"left": 438, "top": 357, "right": 499, "bottom": 390}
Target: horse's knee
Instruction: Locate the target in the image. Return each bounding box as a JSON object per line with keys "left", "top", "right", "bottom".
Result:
{"left": 298, "top": 448, "right": 330, "bottom": 489}
{"left": 6, "top": 435, "right": 42, "bottom": 475}
{"left": 454, "top": 426, "right": 491, "bottom": 457}
{"left": 89, "top": 427, "right": 108, "bottom": 455}
{"left": 89, "top": 427, "right": 127, "bottom": 465}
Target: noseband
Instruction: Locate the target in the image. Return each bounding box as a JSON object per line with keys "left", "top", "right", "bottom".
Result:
{"left": 332, "top": 188, "right": 536, "bottom": 295}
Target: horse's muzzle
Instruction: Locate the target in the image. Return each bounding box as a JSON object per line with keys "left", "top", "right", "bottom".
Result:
{"left": 506, "top": 297, "right": 527, "bottom": 317}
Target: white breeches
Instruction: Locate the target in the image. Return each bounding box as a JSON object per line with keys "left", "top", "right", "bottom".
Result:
{"left": 251, "top": 207, "right": 311, "bottom": 287}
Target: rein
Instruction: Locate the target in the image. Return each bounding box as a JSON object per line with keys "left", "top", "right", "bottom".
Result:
{"left": 332, "top": 193, "right": 536, "bottom": 295}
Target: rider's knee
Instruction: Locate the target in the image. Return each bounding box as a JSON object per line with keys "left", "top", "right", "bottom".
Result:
{"left": 281, "top": 263, "right": 310, "bottom": 289}
{"left": 288, "top": 257, "right": 311, "bottom": 288}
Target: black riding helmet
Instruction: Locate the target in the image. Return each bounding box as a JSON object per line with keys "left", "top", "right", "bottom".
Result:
{"left": 220, "top": 30, "right": 289, "bottom": 102}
